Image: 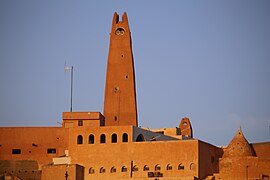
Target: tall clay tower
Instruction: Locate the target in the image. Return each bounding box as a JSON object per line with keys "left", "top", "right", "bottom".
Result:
{"left": 103, "top": 12, "right": 138, "bottom": 126}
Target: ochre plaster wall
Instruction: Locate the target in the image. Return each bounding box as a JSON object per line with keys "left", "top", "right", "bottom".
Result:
{"left": 198, "top": 141, "right": 221, "bottom": 179}
{"left": 67, "top": 125, "right": 199, "bottom": 180}
{"left": 0, "top": 127, "right": 69, "bottom": 166}
{"left": 42, "top": 164, "right": 84, "bottom": 180}
{"left": 218, "top": 156, "right": 261, "bottom": 179}
{"left": 0, "top": 160, "right": 41, "bottom": 180}
{"left": 251, "top": 142, "right": 270, "bottom": 158}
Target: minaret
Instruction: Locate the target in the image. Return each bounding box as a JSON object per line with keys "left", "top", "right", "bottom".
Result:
{"left": 103, "top": 12, "right": 138, "bottom": 126}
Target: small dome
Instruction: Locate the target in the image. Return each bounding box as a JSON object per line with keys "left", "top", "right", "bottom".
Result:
{"left": 223, "top": 129, "right": 255, "bottom": 158}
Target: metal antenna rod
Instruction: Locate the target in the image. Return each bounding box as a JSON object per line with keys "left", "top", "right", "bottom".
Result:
{"left": 70, "top": 66, "right": 73, "bottom": 112}
{"left": 65, "top": 64, "right": 74, "bottom": 112}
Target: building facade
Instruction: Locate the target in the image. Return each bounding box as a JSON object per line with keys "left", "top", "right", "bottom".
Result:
{"left": 0, "top": 12, "right": 269, "bottom": 180}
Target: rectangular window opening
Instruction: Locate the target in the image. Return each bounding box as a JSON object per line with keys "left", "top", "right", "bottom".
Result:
{"left": 78, "top": 120, "right": 83, "bottom": 126}
{"left": 12, "top": 149, "right": 21, "bottom": 154}
{"left": 179, "top": 166, "right": 184, "bottom": 170}
{"left": 47, "top": 148, "right": 56, "bottom": 154}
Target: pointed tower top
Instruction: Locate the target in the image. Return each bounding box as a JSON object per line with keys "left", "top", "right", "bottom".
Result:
{"left": 122, "top": 12, "right": 128, "bottom": 23}
{"left": 111, "top": 12, "right": 129, "bottom": 28}
{"left": 112, "top": 12, "right": 119, "bottom": 24}
{"left": 223, "top": 128, "right": 255, "bottom": 158}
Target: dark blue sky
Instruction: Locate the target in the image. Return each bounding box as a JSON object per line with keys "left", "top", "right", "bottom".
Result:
{"left": 0, "top": 1, "right": 269, "bottom": 146}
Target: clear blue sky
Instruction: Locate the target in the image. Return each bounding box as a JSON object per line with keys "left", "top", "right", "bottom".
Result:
{"left": 1, "top": 1, "right": 269, "bottom": 146}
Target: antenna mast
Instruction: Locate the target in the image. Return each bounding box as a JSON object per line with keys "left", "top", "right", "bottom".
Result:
{"left": 64, "top": 63, "right": 74, "bottom": 112}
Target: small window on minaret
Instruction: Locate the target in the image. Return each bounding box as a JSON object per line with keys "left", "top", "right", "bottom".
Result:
{"left": 114, "top": 86, "right": 119, "bottom": 92}
{"left": 114, "top": 116, "right": 117, "bottom": 121}
{"left": 125, "top": 75, "right": 128, "bottom": 79}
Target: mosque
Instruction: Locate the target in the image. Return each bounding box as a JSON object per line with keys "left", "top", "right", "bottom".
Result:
{"left": 0, "top": 12, "right": 269, "bottom": 180}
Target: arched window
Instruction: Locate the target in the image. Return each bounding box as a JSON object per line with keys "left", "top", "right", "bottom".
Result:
{"left": 121, "top": 166, "right": 127, "bottom": 172}
{"left": 143, "top": 165, "right": 149, "bottom": 171}
{"left": 132, "top": 165, "right": 138, "bottom": 172}
{"left": 100, "top": 134, "right": 106, "bottom": 143}
{"left": 136, "top": 134, "right": 145, "bottom": 142}
{"left": 89, "top": 167, "right": 94, "bottom": 174}
{"left": 88, "top": 134, "right": 94, "bottom": 144}
{"left": 111, "top": 133, "right": 117, "bottom": 143}
{"left": 77, "top": 135, "right": 83, "bottom": 144}
{"left": 178, "top": 163, "right": 184, "bottom": 170}
{"left": 166, "top": 164, "right": 172, "bottom": 170}
{"left": 100, "top": 167, "right": 105, "bottom": 173}
{"left": 190, "top": 163, "right": 196, "bottom": 171}
{"left": 155, "top": 164, "right": 161, "bottom": 171}
{"left": 122, "top": 133, "right": 128, "bottom": 142}
{"left": 110, "top": 167, "right": 116, "bottom": 173}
